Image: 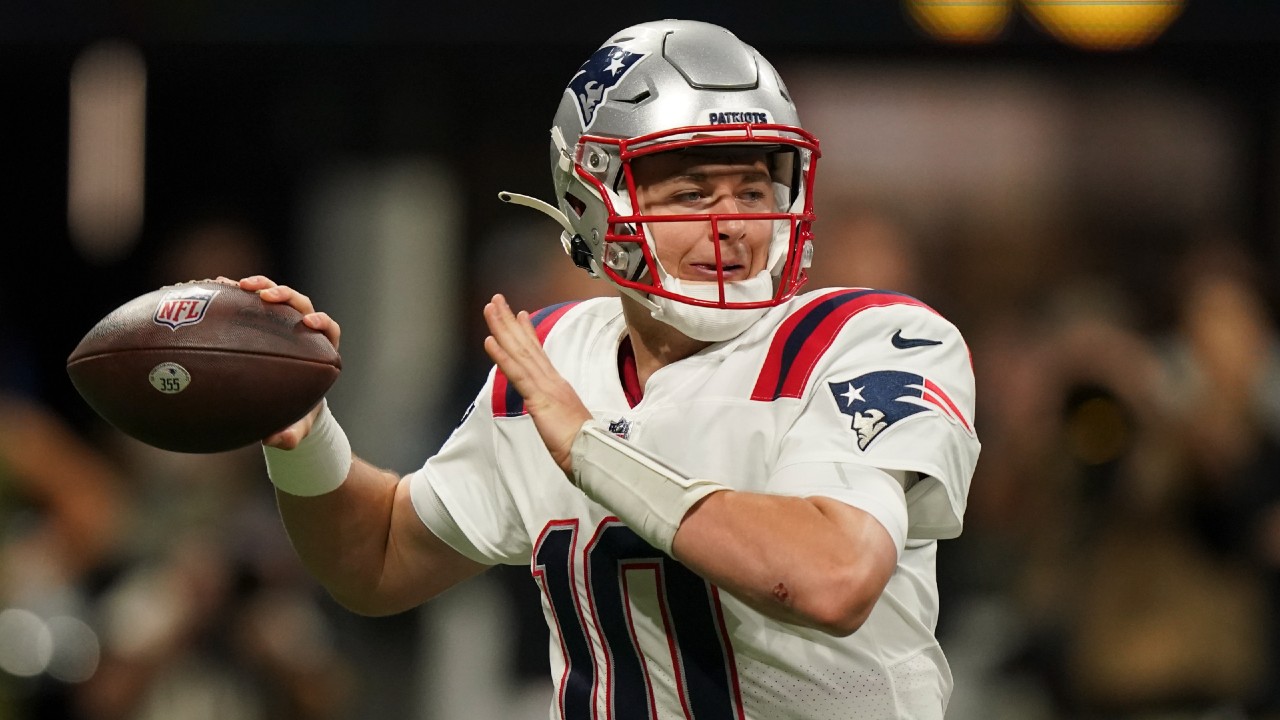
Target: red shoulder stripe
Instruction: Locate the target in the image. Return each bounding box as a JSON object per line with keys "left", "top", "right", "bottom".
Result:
{"left": 923, "top": 378, "right": 972, "bottom": 432}
{"left": 492, "top": 301, "right": 580, "bottom": 417}
{"left": 751, "top": 289, "right": 935, "bottom": 402}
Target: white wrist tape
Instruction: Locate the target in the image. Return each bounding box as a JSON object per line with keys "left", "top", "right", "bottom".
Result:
{"left": 263, "top": 401, "right": 352, "bottom": 497}
{"left": 570, "top": 420, "right": 727, "bottom": 554}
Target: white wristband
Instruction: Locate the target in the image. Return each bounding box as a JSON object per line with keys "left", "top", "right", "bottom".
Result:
{"left": 570, "top": 420, "right": 727, "bottom": 554}
{"left": 263, "top": 400, "right": 353, "bottom": 497}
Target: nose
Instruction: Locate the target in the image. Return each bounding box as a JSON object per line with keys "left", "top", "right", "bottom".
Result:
{"left": 710, "top": 195, "right": 748, "bottom": 242}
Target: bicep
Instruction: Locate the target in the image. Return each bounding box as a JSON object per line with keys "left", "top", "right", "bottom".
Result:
{"left": 378, "top": 477, "right": 489, "bottom": 612}
{"left": 672, "top": 488, "right": 899, "bottom": 635}
{"left": 807, "top": 494, "right": 898, "bottom": 583}
{"left": 770, "top": 461, "right": 910, "bottom": 556}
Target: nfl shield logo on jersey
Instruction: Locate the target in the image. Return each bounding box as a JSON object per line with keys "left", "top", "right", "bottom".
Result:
{"left": 568, "top": 45, "right": 647, "bottom": 129}
{"left": 829, "top": 370, "right": 972, "bottom": 450}
{"left": 607, "top": 418, "right": 632, "bottom": 440}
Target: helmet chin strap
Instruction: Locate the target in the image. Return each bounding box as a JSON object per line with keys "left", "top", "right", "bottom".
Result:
{"left": 616, "top": 284, "right": 662, "bottom": 314}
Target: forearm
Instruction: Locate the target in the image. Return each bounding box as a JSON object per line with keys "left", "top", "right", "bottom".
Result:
{"left": 274, "top": 457, "right": 400, "bottom": 612}
{"left": 569, "top": 421, "right": 897, "bottom": 635}
{"left": 265, "top": 404, "right": 486, "bottom": 615}
{"left": 275, "top": 458, "right": 487, "bottom": 615}
{"left": 672, "top": 491, "right": 896, "bottom": 636}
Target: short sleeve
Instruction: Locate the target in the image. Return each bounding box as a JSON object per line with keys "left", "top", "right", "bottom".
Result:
{"left": 768, "top": 461, "right": 909, "bottom": 554}
{"left": 774, "top": 304, "right": 979, "bottom": 539}
{"left": 407, "top": 369, "right": 531, "bottom": 565}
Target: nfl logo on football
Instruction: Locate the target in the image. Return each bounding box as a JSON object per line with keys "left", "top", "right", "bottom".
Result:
{"left": 153, "top": 286, "right": 218, "bottom": 330}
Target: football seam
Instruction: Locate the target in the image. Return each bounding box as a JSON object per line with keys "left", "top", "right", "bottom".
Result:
{"left": 68, "top": 346, "right": 340, "bottom": 366}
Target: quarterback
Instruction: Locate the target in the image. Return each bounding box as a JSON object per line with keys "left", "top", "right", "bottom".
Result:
{"left": 239, "top": 19, "right": 979, "bottom": 720}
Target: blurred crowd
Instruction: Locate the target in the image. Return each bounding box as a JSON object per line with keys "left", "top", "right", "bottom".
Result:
{"left": 1, "top": 217, "right": 362, "bottom": 720}
{"left": 807, "top": 199, "right": 1280, "bottom": 720}
{"left": 5, "top": 131, "right": 1280, "bottom": 720}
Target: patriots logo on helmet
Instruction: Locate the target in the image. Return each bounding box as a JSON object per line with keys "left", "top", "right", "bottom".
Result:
{"left": 568, "top": 45, "right": 646, "bottom": 129}
{"left": 829, "top": 370, "right": 972, "bottom": 450}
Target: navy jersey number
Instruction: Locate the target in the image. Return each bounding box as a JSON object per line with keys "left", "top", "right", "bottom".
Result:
{"left": 533, "top": 519, "right": 743, "bottom": 720}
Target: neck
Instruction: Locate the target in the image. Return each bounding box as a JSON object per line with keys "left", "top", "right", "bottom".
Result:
{"left": 619, "top": 293, "right": 711, "bottom": 387}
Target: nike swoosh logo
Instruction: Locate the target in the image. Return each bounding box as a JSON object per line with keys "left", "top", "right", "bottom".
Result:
{"left": 891, "top": 330, "right": 943, "bottom": 349}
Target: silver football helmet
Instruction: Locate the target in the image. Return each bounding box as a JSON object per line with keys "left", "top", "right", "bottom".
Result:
{"left": 500, "top": 20, "right": 820, "bottom": 336}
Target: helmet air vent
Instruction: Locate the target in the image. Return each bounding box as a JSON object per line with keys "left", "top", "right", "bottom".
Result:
{"left": 617, "top": 90, "right": 651, "bottom": 105}
{"left": 662, "top": 27, "right": 758, "bottom": 90}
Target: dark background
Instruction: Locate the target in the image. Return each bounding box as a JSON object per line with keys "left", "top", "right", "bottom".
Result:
{"left": 4, "top": 0, "right": 1279, "bottom": 430}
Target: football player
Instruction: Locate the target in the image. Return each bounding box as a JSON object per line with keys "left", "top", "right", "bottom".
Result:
{"left": 241, "top": 19, "right": 980, "bottom": 720}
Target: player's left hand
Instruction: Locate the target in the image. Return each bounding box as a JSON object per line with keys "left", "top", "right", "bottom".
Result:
{"left": 483, "top": 294, "right": 591, "bottom": 476}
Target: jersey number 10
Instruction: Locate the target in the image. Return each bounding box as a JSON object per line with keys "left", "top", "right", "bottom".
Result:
{"left": 533, "top": 519, "right": 745, "bottom": 720}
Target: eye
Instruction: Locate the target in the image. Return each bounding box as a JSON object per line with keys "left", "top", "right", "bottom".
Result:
{"left": 671, "top": 190, "right": 705, "bottom": 204}
{"left": 738, "top": 187, "right": 771, "bottom": 205}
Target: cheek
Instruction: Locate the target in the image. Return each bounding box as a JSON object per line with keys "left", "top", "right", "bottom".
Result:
{"left": 747, "top": 220, "right": 775, "bottom": 268}
{"left": 649, "top": 221, "right": 704, "bottom": 266}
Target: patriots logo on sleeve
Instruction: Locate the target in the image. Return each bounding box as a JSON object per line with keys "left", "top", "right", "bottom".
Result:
{"left": 568, "top": 45, "right": 646, "bottom": 129}
{"left": 829, "top": 370, "right": 972, "bottom": 450}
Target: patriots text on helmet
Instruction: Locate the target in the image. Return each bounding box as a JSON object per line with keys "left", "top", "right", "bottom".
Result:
{"left": 707, "top": 111, "right": 772, "bottom": 125}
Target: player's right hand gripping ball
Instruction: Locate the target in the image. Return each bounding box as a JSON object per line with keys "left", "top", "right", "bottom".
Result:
{"left": 67, "top": 280, "right": 341, "bottom": 453}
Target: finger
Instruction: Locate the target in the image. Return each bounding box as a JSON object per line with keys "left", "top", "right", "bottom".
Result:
{"left": 483, "top": 311, "right": 533, "bottom": 379}
{"left": 263, "top": 420, "right": 305, "bottom": 450}
{"left": 483, "top": 298, "right": 574, "bottom": 401}
{"left": 486, "top": 312, "right": 550, "bottom": 387}
{"left": 262, "top": 402, "right": 322, "bottom": 450}
{"left": 260, "top": 284, "right": 317, "bottom": 315}
{"left": 516, "top": 307, "right": 537, "bottom": 333}
{"left": 483, "top": 334, "right": 542, "bottom": 402}
{"left": 237, "top": 275, "right": 278, "bottom": 292}
{"left": 303, "top": 311, "right": 341, "bottom": 349}
{"left": 509, "top": 311, "right": 562, "bottom": 379}
{"left": 486, "top": 295, "right": 524, "bottom": 336}
{"left": 484, "top": 298, "right": 534, "bottom": 358}
{"left": 487, "top": 299, "right": 548, "bottom": 367}
{"left": 263, "top": 427, "right": 299, "bottom": 451}
{"left": 482, "top": 334, "right": 513, "bottom": 374}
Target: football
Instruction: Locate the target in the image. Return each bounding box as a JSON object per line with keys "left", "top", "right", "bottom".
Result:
{"left": 67, "top": 280, "right": 341, "bottom": 453}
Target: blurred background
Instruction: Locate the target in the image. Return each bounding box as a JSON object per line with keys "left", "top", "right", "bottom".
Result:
{"left": 4, "top": 1, "right": 1280, "bottom": 718}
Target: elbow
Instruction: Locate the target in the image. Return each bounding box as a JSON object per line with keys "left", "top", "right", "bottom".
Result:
{"left": 804, "top": 595, "right": 875, "bottom": 637}
{"left": 327, "top": 589, "right": 401, "bottom": 618}
{"left": 325, "top": 574, "right": 453, "bottom": 618}
{"left": 296, "top": 561, "right": 403, "bottom": 617}
{"left": 329, "top": 590, "right": 429, "bottom": 618}
{"left": 791, "top": 565, "right": 886, "bottom": 637}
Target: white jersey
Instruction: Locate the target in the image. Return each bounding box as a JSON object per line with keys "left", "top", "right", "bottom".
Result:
{"left": 409, "top": 288, "right": 979, "bottom": 720}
